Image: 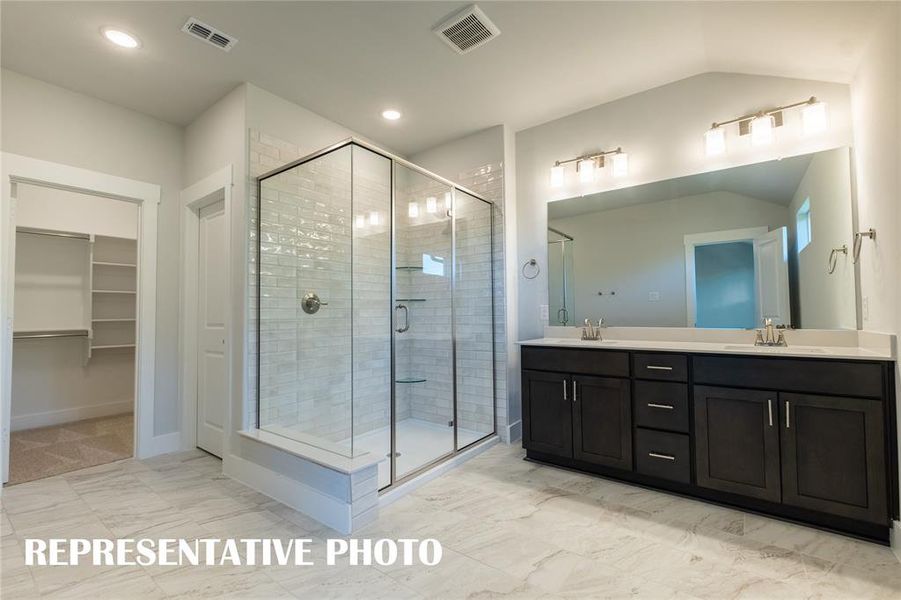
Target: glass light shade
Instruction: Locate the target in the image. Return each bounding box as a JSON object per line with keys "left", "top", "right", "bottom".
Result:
{"left": 802, "top": 101, "right": 828, "bottom": 135}
{"left": 408, "top": 202, "right": 420, "bottom": 218}
{"left": 355, "top": 215, "right": 365, "bottom": 228}
{"left": 102, "top": 28, "right": 140, "bottom": 48}
{"left": 426, "top": 196, "right": 437, "bottom": 213}
{"left": 369, "top": 211, "right": 380, "bottom": 226}
{"left": 705, "top": 127, "right": 726, "bottom": 156}
{"left": 550, "top": 165, "right": 565, "bottom": 187}
{"left": 611, "top": 153, "right": 629, "bottom": 177}
{"left": 750, "top": 115, "right": 774, "bottom": 146}
{"left": 577, "top": 159, "right": 596, "bottom": 183}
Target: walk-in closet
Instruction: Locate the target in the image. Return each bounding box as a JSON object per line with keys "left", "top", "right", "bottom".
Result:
{"left": 8, "top": 184, "right": 138, "bottom": 484}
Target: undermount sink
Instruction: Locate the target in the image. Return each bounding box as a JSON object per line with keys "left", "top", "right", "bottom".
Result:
{"left": 723, "top": 344, "right": 827, "bottom": 354}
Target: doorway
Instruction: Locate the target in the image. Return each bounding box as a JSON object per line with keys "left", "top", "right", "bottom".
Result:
{"left": 0, "top": 153, "right": 160, "bottom": 484}
{"left": 179, "top": 166, "right": 232, "bottom": 459}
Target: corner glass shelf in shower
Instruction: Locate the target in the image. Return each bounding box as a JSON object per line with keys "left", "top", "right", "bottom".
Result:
{"left": 395, "top": 377, "right": 427, "bottom": 384}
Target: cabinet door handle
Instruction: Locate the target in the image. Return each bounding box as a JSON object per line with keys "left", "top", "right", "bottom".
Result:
{"left": 785, "top": 400, "right": 790, "bottom": 429}
{"left": 648, "top": 452, "right": 676, "bottom": 461}
{"left": 647, "top": 403, "right": 674, "bottom": 410}
{"left": 646, "top": 365, "right": 673, "bottom": 371}
{"left": 572, "top": 380, "right": 577, "bottom": 403}
{"left": 563, "top": 380, "right": 568, "bottom": 401}
{"left": 767, "top": 399, "right": 773, "bottom": 427}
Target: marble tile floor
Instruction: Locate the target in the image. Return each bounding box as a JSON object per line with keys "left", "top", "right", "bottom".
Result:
{"left": 1, "top": 443, "right": 900, "bottom": 599}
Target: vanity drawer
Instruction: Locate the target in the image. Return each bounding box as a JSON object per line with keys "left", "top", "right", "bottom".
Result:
{"left": 635, "top": 429, "right": 691, "bottom": 484}
{"left": 693, "top": 355, "right": 884, "bottom": 399}
{"left": 521, "top": 346, "right": 629, "bottom": 378}
{"left": 633, "top": 381, "right": 689, "bottom": 433}
{"left": 633, "top": 353, "right": 688, "bottom": 382}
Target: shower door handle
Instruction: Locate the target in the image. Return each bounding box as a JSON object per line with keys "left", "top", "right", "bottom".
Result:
{"left": 395, "top": 304, "right": 409, "bottom": 333}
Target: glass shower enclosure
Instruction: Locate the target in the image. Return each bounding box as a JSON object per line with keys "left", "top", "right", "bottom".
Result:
{"left": 256, "top": 139, "right": 496, "bottom": 490}
{"left": 547, "top": 227, "right": 574, "bottom": 326}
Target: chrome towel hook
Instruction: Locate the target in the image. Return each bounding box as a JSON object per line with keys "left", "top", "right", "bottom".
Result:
{"left": 827, "top": 245, "right": 847, "bottom": 274}
{"left": 853, "top": 228, "right": 876, "bottom": 264}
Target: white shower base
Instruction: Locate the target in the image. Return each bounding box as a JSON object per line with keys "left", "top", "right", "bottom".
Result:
{"left": 352, "top": 418, "right": 486, "bottom": 489}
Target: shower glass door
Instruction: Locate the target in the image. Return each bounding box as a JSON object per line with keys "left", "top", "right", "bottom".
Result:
{"left": 393, "top": 163, "right": 454, "bottom": 482}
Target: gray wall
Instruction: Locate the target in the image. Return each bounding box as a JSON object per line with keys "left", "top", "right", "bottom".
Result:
{"left": 1, "top": 68, "right": 184, "bottom": 436}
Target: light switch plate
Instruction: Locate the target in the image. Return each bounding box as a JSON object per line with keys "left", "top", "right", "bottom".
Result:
{"left": 539, "top": 304, "right": 549, "bottom": 323}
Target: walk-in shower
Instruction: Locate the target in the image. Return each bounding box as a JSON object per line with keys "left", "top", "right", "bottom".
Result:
{"left": 547, "top": 227, "right": 574, "bottom": 326}
{"left": 256, "top": 139, "right": 496, "bottom": 490}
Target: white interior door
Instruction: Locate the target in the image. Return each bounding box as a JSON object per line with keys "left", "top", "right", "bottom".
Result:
{"left": 196, "top": 200, "right": 226, "bottom": 457}
{"left": 754, "top": 227, "right": 791, "bottom": 326}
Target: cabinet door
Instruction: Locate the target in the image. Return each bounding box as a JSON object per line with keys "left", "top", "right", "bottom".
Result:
{"left": 780, "top": 393, "right": 887, "bottom": 524}
{"left": 573, "top": 375, "right": 632, "bottom": 470}
{"left": 522, "top": 370, "right": 572, "bottom": 458}
{"left": 694, "top": 386, "right": 781, "bottom": 502}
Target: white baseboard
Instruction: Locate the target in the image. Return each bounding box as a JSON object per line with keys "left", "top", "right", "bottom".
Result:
{"left": 11, "top": 401, "right": 132, "bottom": 432}
{"left": 892, "top": 520, "right": 901, "bottom": 562}
{"left": 146, "top": 432, "right": 182, "bottom": 457}
{"left": 223, "top": 453, "right": 352, "bottom": 534}
{"left": 379, "top": 435, "right": 500, "bottom": 508}
{"left": 505, "top": 420, "right": 522, "bottom": 443}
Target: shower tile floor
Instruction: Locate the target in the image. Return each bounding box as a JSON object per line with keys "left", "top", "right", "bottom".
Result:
{"left": 352, "top": 418, "right": 487, "bottom": 489}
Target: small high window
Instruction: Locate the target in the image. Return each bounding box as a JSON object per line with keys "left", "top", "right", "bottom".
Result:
{"left": 796, "top": 198, "right": 812, "bottom": 252}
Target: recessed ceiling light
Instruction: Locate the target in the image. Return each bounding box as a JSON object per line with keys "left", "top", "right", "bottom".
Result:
{"left": 382, "top": 109, "right": 402, "bottom": 121}
{"left": 102, "top": 27, "right": 141, "bottom": 49}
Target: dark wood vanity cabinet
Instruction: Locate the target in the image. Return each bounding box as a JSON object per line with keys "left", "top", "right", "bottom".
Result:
{"left": 521, "top": 344, "right": 898, "bottom": 543}
{"left": 522, "top": 369, "right": 632, "bottom": 469}
{"left": 694, "top": 385, "right": 782, "bottom": 502}
{"left": 779, "top": 392, "right": 887, "bottom": 524}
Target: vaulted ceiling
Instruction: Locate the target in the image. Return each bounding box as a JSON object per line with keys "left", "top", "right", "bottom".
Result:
{"left": 1, "top": 2, "right": 889, "bottom": 154}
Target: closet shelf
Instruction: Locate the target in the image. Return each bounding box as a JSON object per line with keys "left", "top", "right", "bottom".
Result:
{"left": 93, "top": 261, "right": 137, "bottom": 268}
{"left": 92, "top": 289, "right": 137, "bottom": 294}
{"left": 92, "top": 318, "right": 136, "bottom": 323}
{"left": 91, "top": 344, "right": 136, "bottom": 350}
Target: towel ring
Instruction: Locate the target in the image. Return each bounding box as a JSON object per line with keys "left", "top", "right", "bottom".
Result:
{"left": 827, "top": 245, "right": 847, "bottom": 274}
{"left": 852, "top": 228, "right": 876, "bottom": 264}
{"left": 521, "top": 258, "right": 540, "bottom": 279}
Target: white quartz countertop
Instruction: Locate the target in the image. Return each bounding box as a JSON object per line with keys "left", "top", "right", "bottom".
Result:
{"left": 517, "top": 337, "right": 895, "bottom": 361}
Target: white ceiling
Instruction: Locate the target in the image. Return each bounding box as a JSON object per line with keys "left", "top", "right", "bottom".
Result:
{"left": 0, "top": 2, "right": 889, "bottom": 154}
{"left": 548, "top": 152, "right": 816, "bottom": 220}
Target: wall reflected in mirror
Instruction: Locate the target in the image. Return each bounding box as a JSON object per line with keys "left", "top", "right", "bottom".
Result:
{"left": 547, "top": 147, "right": 858, "bottom": 330}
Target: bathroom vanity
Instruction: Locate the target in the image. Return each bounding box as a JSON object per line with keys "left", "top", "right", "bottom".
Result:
{"left": 519, "top": 338, "right": 898, "bottom": 543}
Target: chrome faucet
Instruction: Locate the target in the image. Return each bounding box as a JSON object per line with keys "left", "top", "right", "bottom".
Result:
{"left": 581, "top": 318, "right": 604, "bottom": 341}
{"left": 755, "top": 318, "right": 788, "bottom": 347}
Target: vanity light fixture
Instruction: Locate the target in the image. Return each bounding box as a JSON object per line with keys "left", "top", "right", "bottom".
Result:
{"left": 707, "top": 96, "right": 825, "bottom": 153}
{"left": 369, "top": 211, "right": 380, "bottom": 226}
{"left": 750, "top": 113, "right": 775, "bottom": 146}
{"left": 549, "top": 147, "right": 626, "bottom": 188}
{"left": 704, "top": 126, "right": 726, "bottom": 156}
{"left": 355, "top": 215, "right": 365, "bottom": 228}
{"left": 426, "top": 196, "right": 438, "bottom": 214}
{"left": 801, "top": 100, "right": 828, "bottom": 135}
{"left": 408, "top": 202, "right": 420, "bottom": 218}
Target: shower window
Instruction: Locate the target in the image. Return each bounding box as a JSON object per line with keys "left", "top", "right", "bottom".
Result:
{"left": 256, "top": 139, "right": 496, "bottom": 491}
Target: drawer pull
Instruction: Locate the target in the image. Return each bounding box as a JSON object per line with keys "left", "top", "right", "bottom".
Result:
{"left": 646, "top": 365, "right": 674, "bottom": 371}
{"left": 648, "top": 452, "right": 676, "bottom": 461}
{"left": 647, "top": 402, "right": 674, "bottom": 410}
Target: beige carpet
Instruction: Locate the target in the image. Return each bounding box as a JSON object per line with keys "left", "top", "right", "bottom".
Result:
{"left": 7, "top": 413, "right": 133, "bottom": 485}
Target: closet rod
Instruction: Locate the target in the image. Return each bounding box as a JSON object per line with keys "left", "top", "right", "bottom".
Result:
{"left": 13, "top": 329, "right": 89, "bottom": 340}
{"left": 16, "top": 226, "right": 90, "bottom": 240}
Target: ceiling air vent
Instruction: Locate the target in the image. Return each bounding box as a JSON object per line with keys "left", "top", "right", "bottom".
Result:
{"left": 182, "top": 17, "right": 238, "bottom": 52}
{"left": 433, "top": 5, "right": 500, "bottom": 55}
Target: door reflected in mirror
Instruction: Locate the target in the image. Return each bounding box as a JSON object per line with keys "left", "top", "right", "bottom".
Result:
{"left": 547, "top": 147, "right": 857, "bottom": 330}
